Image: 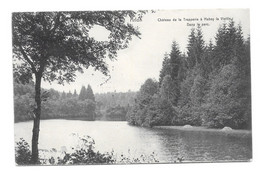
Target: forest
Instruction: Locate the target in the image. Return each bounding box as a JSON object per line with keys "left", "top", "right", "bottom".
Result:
{"left": 14, "top": 82, "right": 136, "bottom": 122}
{"left": 126, "top": 21, "right": 251, "bottom": 129}
{"left": 14, "top": 20, "right": 251, "bottom": 130}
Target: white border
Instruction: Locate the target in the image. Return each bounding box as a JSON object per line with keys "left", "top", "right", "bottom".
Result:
{"left": 0, "top": 1, "right": 259, "bottom": 174}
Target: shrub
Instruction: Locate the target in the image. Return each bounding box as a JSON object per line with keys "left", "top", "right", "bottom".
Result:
{"left": 15, "top": 135, "right": 160, "bottom": 165}
{"left": 15, "top": 138, "right": 31, "bottom": 165}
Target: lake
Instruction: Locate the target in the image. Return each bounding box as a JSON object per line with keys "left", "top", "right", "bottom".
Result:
{"left": 14, "top": 120, "right": 252, "bottom": 163}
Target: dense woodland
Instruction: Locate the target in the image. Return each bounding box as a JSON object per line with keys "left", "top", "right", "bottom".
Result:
{"left": 14, "top": 83, "right": 136, "bottom": 122}
{"left": 126, "top": 21, "right": 251, "bottom": 129}
{"left": 14, "top": 20, "right": 251, "bottom": 130}
{"left": 95, "top": 92, "right": 136, "bottom": 120}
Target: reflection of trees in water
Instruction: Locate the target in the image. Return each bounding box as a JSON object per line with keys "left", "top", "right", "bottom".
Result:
{"left": 15, "top": 121, "right": 252, "bottom": 163}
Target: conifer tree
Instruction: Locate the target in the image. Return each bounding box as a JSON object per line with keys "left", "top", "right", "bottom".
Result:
{"left": 195, "top": 26, "right": 205, "bottom": 64}
{"left": 169, "top": 41, "right": 181, "bottom": 80}
{"left": 78, "top": 86, "right": 87, "bottom": 101}
{"left": 86, "top": 85, "right": 95, "bottom": 101}
{"left": 160, "top": 75, "right": 179, "bottom": 107}
{"left": 159, "top": 53, "right": 170, "bottom": 86}
{"left": 73, "top": 89, "right": 78, "bottom": 98}
{"left": 187, "top": 28, "right": 197, "bottom": 68}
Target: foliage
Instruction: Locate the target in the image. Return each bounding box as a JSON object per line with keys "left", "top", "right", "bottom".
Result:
{"left": 86, "top": 85, "right": 95, "bottom": 101}
{"left": 13, "top": 10, "right": 145, "bottom": 163}
{"left": 13, "top": 83, "right": 97, "bottom": 121}
{"left": 95, "top": 91, "right": 136, "bottom": 121}
{"left": 146, "top": 95, "right": 176, "bottom": 127}
{"left": 105, "top": 105, "right": 128, "bottom": 121}
{"left": 15, "top": 138, "right": 32, "bottom": 165}
{"left": 127, "top": 20, "right": 251, "bottom": 129}
{"left": 95, "top": 91, "right": 136, "bottom": 110}
{"left": 160, "top": 75, "right": 179, "bottom": 107}
{"left": 78, "top": 85, "right": 95, "bottom": 101}
{"left": 14, "top": 83, "right": 137, "bottom": 122}
{"left": 116, "top": 151, "right": 159, "bottom": 164}
{"left": 127, "top": 79, "right": 159, "bottom": 126}
{"left": 13, "top": 11, "right": 144, "bottom": 84}
{"left": 42, "top": 98, "right": 96, "bottom": 120}
{"left": 15, "top": 135, "right": 160, "bottom": 165}
{"left": 14, "top": 93, "right": 34, "bottom": 122}
{"left": 201, "top": 64, "right": 251, "bottom": 128}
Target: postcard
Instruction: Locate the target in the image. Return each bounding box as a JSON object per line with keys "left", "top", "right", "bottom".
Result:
{"left": 13, "top": 9, "right": 251, "bottom": 165}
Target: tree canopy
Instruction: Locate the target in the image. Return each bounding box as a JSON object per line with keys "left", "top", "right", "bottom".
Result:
{"left": 13, "top": 11, "right": 144, "bottom": 84}
{"left": 127, "top": 20, "right": 251, "bottom": 129}
{"left": 12, "top": 10, "right": 144, "bottom": 164}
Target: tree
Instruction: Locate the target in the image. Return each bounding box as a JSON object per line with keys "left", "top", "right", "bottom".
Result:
{"left": 212, "top": 21, "right": 239, "bottom": 68}
{"left": 86, "top": 84, "right": 95, "bottom": 101}
{"left": 194, "top": 26, "right": 205, "bottom": 64}
{"left": 201, "top": 21, "right": 251, "bottom": 129}
{"left": 66, "top": 90, "right": 72, "bottom": 98}
{"left": 159, "top": 42, "right": 182, "bottom": 86}
{"left": 159, "top": 53, "right": 170, "bottom": 85}
{"left": 106, "top": 106, "right": 127, "bottom": 121}
{"left": 146, "top": 95, "right": 174, "bottom": 127}
{"left": 186, "top": 28, "right": 196, "bottom": 68}
{"left": 73, "top": 89, "right": 78, "bottom": 98}
{"left": 78, "top": 86, "right": 87, "bottom": 101}
{"left": 13, "top": 11, "right": 144, "bottom": 163}
{"left": 127, "top": 78, "right": 158, "bottom": 126}
{"left": 169, "top": 41, "right": 181, "bottom": 80}
{"left": 189, "top": 74, "right": 207, "bottom": 107}
{"left": 186, "top": 27, "right": 205, "bottom": 68}
{"left": 48, "top": 88, "right": 60, "bottom": 100}
{"left": 160, "top": 75, "right": 179, "bottom": 107}
{"left": 202, "top": 64, "right": 249, "bottom": 128}
{"left": 60, "top": 91, "right": 67, "bottom": 99}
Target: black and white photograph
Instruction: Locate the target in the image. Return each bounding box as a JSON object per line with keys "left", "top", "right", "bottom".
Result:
{"left": 12, "top": 8, "right": 252, "bottom": 166}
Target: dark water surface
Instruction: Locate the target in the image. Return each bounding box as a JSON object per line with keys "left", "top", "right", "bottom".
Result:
{"left": 14, "top": 120, "right": 252, "bottom": 163}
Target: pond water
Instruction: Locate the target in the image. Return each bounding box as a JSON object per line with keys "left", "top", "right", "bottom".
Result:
{"left": 14, "top": 120, "right": 252, "bottom": 163}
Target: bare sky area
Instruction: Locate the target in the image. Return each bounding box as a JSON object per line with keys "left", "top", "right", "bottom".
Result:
{"left": 41, "top": 9, "right": 250, "bottom": 94}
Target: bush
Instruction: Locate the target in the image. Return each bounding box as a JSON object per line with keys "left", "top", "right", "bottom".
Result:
{"left": 15, "top": 135, "right": 160, "bottom": 165}
{"left": 15, "top": 138, "right": 31, "bottom": 165}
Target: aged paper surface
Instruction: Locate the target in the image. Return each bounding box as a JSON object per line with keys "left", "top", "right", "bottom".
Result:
{"left": 13, "top": 9, "right": 251, "bottom": 165}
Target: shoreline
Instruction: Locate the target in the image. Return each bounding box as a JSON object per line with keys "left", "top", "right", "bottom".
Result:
{"left": 154, "top": 125, "right": 252, "bottom": 135}
{"left": 15, "top": 119, "right": 252, "bottom": 136}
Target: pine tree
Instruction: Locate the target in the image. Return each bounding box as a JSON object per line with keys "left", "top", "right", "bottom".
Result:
{"left": 78, "top": 86, "right": 87, "bottom": 101}
{"left": 189, "top": 74, "right": 206, "bottom": 107}
{"left": 159, "top": 41, "right": 182, "bottom": 86}
{"left": 200, "top": 40, "right": 214, "bottom": 78}
{"left": 203, "top": 20, "right": 251, "bottom": 129}
{"left": 169, "top": 41, "right": 181, "bottom": 80}
{"left": 73, "top": 89, "right": 78, "bottom": 98}
{"left": 86, "top": 85, "right": 95, "bottom": 101}
{"left": 213, "top": 23, "right": 229, "bottom": 68}
{"left": 160, "top": 75, "right": 179, "bottom": 107}
{"left": 195, "top": 26, "right": 205, "bottom": 64}
{"left": 187, "top": 28, "right": 197, "bottom": 68}
{"left": 159, "top": 53, "right": 170, "bottom": 86}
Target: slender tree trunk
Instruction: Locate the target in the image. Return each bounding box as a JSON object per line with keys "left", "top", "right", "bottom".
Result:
{"left": 31, "top": 73, "right": 42, "bottom": 164}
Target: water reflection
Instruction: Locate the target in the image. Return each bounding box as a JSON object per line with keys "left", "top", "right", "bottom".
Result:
{"left": 14, "top": 120, "right": 252, "bottom": 163}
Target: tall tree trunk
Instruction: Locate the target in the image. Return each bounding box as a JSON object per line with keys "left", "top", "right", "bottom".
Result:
{"left": 31, "top": 73, "right": 42, "bottom": 164}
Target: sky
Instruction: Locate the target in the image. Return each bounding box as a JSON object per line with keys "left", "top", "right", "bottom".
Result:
{"left": 41, "top": 9, "right": 250, "bottom": 94}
